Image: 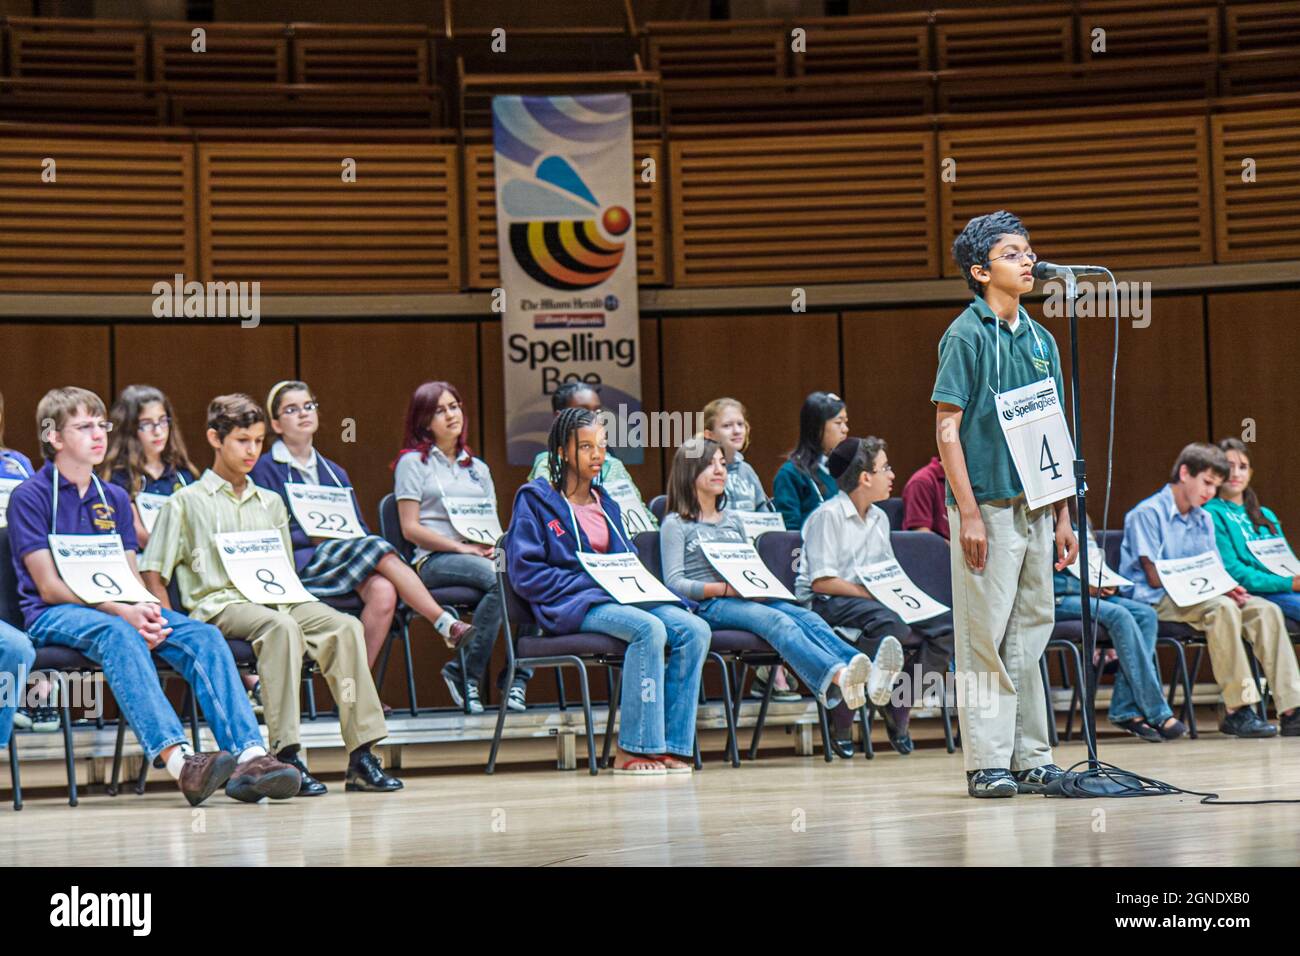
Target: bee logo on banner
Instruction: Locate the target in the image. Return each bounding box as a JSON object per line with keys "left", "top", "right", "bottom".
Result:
{"left": 493, "top": 93, "right": 643, "bottom": 465}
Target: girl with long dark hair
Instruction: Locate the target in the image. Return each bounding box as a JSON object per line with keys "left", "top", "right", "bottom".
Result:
{"left": 771, "top": 391, "right": 847, "bottom": 531}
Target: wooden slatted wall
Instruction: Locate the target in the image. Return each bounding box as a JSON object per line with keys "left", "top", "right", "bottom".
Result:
{"left": 1212, "top": 106, "right": 1300, "bottom": 262}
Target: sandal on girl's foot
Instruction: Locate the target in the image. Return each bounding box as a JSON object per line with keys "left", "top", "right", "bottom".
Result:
{"left": 1158, "top": 717, "right": 1187, "bottom": 740}
{"left": 653, "top": 753, "right": 694, "bottom": 775}
{"left": 613, "top": 754, "right": 666, "bottom": 776}
{"left": 1111, "top": 717, "right": 1164, "bottom": 742}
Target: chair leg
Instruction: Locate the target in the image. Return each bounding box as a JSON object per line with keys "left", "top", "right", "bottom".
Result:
{"left": 693, "top": 735, "right": 702, "bottom": 771}
{"left": 485, "top": 657, "right": 517, "bottom": 775}
{"left": 375, "top": 630, "right": 395, "bottom": 695}
{"left": 601, "top": 666, "right": 621, "bottom": 769}
{"left": 1062, "top": 641, "right": 1087, "bottom": 743}
{"left": 304, "top": 673, "right": 318, "bottom": 721}
{"left": 1179, "top": 643, "right": 1199, "bottom": 739}
{"left": 859, "top": 704, "right": 874, "bottom": 759}
{"left": 60, "top": 682, "right": 77, "bottom": 807}
{"left": 1040, "top": 654, "right": 1059, "bottom": 747}
{"left": 456, "top": 646, "right": 471, "bottom": 716}
{"left": 573, "top": 663, "right": 598, "bottom": 775}
{"left": 188, "top": 687, "right": 202, "bottom": 751}
{"left": 732, "top": 663, "right": 749, "bottom": 726}
{"left": 9, "top": 737, "right": 21, "bottom": 811}
{"left": 554, "top": 668, "right": 567, "bottom": 712}
{"left": 1244, "top": 641, "right": 1267, "bottom": 719}
{"left": 134, "top": 746, "right": 150, "bottom": 795}
{"left": 941, "top": 685, "right": 956, "bottom": 754}
{"left": 400, "top": 619, "right": 418, "bottom": 716}
{"left": 746, "top": 662, "right": 778, "bottom": 760}
{"left": 1063, "top": 653, "right": 1080, "bottom": 742}
{"left": 107, "top": 717, "right": 127, "bottom": 797}
{"left": 815, "top": 703, "right": 834, "bottom": 763}
{"left": 711, "top": 653, "right": 740, "bottom": 768}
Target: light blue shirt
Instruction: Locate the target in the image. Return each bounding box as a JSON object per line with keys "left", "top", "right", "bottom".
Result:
{"left": 1119, "top": 484, "right": 1217, "bottom": 605}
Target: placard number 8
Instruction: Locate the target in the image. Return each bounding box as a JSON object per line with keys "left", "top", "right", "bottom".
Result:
{"left": 256, "top": 568, "right": 287, "bottom": 595}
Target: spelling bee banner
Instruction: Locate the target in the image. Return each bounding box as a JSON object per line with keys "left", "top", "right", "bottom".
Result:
{"left": 492, "top": 93, "right": 643, "bottom": 465}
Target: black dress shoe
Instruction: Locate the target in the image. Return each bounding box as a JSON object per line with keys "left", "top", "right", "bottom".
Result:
{"left": 345, "top": 751, "right": 404, "bottom": 792}
{"left": 1218, "top": 705, "right": 1277, "bottom": 738}
{"left": 882, "top": 705, "right": 914, "bottom": 755}
{"left": 279, "top": 752, "right": 328, "bottom": 796}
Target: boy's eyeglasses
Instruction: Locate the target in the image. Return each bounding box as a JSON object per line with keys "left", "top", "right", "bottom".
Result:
{"left": 67, "top": 421, "right": 113, "bottom": 435}
{"left": 871, "top": 464, "right": 896, "bottom": 475}
{"left": 137, "top": 418, "right": 170, "bottom": 434}
{"left": 279, "top": 402, "right": 319, "bottom": 416}
{"left": 989, "top": 250, "right": 1038, "bottom": 266}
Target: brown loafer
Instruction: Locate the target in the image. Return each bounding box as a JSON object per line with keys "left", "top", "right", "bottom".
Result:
{"left": 225, "top": 753, "right": 302, "bottom": 803}
{"left": 178, "top": 751, "right": 237, "bottom": 807}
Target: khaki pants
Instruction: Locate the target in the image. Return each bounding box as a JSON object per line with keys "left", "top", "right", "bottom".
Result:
{"left": 211, "top": 601, "right": 388, "bottom": 754}
{"left": 949, "top": 499, "right": 1056, "bottom": 773}
{"left": 1155, "top": 593, "right": 1300, "bottom": 714}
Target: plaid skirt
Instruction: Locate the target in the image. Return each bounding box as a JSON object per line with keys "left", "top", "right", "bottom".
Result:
{"left": 299, "top": 534, "right": 397, "bottom": 597}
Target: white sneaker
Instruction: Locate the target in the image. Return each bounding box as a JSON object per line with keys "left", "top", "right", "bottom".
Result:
{"left": 506, "top": 685, "right": 527, "bottom": 713}
{"left": 839, "top": 653, "right": 871, "bottom": 711}
{"left": 443, "top": 672, "right": 484, "bottom": 714}
{"left": 867, "top": 636, "right": 904, "bottom": 707}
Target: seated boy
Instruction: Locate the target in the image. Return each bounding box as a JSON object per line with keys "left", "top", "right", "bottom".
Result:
{"left": 141, "top": 394, "right": 402, "bottom": 793}
{"left": 1119, "top": 442, "right": 1300, "bottom": 737}
{"left": 796, "top": 436, "right": 953, "bottom": 754}
{"left": 7, "top": 387, "right": 298, "bottom": 805}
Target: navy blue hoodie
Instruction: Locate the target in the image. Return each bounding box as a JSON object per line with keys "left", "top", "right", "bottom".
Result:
{"left": 506, "top": 477, "right": 687, "bottom": 635}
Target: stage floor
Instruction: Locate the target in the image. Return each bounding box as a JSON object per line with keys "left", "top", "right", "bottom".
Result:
{"left": 3, "top": 736, "right": 1298, "bottom": 866}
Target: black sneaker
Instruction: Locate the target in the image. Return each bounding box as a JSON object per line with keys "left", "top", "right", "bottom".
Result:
{"left": 1281, "top": 710, "right": 1300, "bottom": 737}
{"left": 967, "top": 768, "right": 1018, "bottom": 798}
{"left": 1012, "top": 764, "right": 1066, "bottom": 794}
{"left": 1218, "top": 705, "right": 1277, "bottom": 738}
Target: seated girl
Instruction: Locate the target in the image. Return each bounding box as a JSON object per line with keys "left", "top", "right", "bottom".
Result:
{"left": 506, "top": 408, "right": 710, "bottom": 775}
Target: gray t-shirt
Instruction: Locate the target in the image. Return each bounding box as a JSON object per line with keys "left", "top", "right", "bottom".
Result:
{"left": 659, "top": 510, "right": 748, "bottom": 600}
{"left": 393, "top": 447, "right": 496, "bottom": 561}
{"left": 725, "top": 452, "right": 768, "bottom": 512}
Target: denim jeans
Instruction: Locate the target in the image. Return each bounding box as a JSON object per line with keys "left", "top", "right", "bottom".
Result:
{"left": 698, "top": 597, "right": 856, "bottom": 708}
{"left": 579, "top": 601, "right": 710, "bottom": 757}
{"left": 0, "top": 620, "right": 35, "bottom": 748}
{"left": 28, "top": 604, "right": 263, "bottom": 761}
{"left": 419, "top": 551, "right": 532, "bottom": 689}
{"left": 1056, "top": 593, "right": 1172, "bottom": 725}
{"left": 1264, "top": 591, "right": 1300, "bottom": 624}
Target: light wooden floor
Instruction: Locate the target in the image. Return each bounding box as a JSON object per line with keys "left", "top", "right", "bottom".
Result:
{"left": 3, "top": 736, "right": 1299, "bottom": 866}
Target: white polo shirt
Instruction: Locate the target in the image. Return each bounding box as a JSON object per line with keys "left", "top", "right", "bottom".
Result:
{"left": 795, "top": 491, "right": 893, "bottom": 603}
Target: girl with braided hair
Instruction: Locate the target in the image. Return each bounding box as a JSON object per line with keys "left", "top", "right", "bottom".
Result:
{"left": 506, "top": 407, "right": 710, "bottom": 775}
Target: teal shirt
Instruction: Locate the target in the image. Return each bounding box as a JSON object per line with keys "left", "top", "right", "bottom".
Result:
{"left": 772, "top": 459, "right": 835, "bottom": 531}
{"left": 931, "top": 296, "right": 1065, "bottom": 505}
{"left": 1204, "top": 497, "right": 1293, "bottom": 594}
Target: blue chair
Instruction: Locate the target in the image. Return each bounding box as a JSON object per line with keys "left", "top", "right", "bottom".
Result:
{"left": 648, "top": 495, "right": 666, "bottom": 522}
{"left": 878, "top": 496, "right": 905, "bottom": 532}
{"left": 889, "top": 530, "right": 958, "bottom": 753}
{"left": 487, "top": 532, "right": 618, "bottom": 775}
{"left": 377, "top": 493, "right": 484, "bottom": 716}
{"left": 1, "top": 526, "right": 95, "bottom": 809}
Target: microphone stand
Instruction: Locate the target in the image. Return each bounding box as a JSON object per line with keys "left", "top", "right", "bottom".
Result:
{"left": 1057, "top": 270, "right": 1144, "bottom": 796}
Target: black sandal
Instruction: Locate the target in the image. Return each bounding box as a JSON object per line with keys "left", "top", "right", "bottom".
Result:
{"left": 1111, "top": 717, "right": 1164, "bottom": 742}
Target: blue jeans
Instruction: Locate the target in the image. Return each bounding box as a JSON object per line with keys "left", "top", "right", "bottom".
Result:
{"left": 698, "top": 597, "right": 857, "bottom": 708}
{"left": 419, "top": 551, "right": 532, "bottom": 689}
{"left": 28, "top": 604, "right": 263, "bottom": 761}
{"left": 1056, "top": 594, "right": 1172, "bottom": 725}
{"left": 1264, "top": 591, "right": 1300, "bottom": 623}
{"left": 579, "top": 602, "right": 710, "bottom": 757}
{"left": 0, "top": 620, "right": 35, "bottom": 748}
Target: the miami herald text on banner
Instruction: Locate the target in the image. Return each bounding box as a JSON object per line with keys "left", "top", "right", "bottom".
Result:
{"left": 492, "top": 93, "right": 643, "bottom": 465}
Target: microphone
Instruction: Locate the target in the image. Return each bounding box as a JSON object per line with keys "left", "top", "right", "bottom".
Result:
{"left": 1032, "top": 261, "right": 1109, "bottom": 281}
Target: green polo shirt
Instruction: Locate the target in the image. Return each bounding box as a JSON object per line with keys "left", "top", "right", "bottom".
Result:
{"left": 931, "top": 296, "right": 1065, "bottom": 506}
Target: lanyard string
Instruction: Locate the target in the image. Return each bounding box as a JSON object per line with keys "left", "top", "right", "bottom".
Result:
{"left": 431, "top": 451, "right": 495, "bottom": 510}
{"left": 4, "top": 453, "right": 30, "bottom": 478}
{"left": 987, "top": 312, "right": 1048, "bottom": 397}
{"left": 50, "top": 466, "right": 110, "bottom": 534}
{"left": 285, "top": 452, "right": 345, "bottom": 489}
{"left": 563, "top": 487, "right": 629, "bottom": 553}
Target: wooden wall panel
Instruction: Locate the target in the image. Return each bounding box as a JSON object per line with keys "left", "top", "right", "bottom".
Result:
{"left": 1207, "top": 289, "right": 1300, "bottom": 536}
{"left": 658, "top": 312, "right": 841, "bottom": 497}
{"left": 0, "top": 325, "right": 112, "bottom": 464}
{"left": 1026, "top": 293, "right": 1210, "bottom": 527}
{"left": 112, "top": 323, "right": 295, "bottom": 476}
{"left": 841, "top": 306, "right": 955, "bottom": 489}
{"left": 297, "top": 321, "right": 480, "bottom": 533}
{"left": 845, "top": 297, "right": 1211, "bottom": 529}
{"left": 1212, "top": 107, "right": 1300, "bottom": 263}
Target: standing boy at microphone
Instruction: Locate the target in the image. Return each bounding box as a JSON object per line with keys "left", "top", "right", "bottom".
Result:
{"left": 932, "top": 211, "right": 1078, "bottom": 798}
